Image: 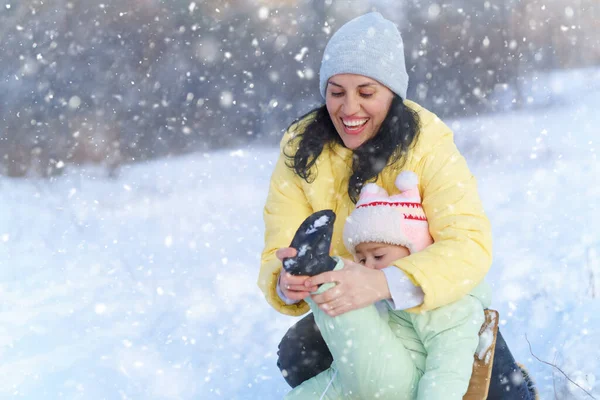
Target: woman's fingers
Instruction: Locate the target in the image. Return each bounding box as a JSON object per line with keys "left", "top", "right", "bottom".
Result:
{"left": 275, "top": 247, "right": 323, "bottom": 301}
{"left": 280, "top": 271, "right": 313, "bottom": 300}
{"left": 310, "top": 286, "right": 341, "bottom": 305}
{"left": 304, "top": 270, "right": 337, "bottom": 288}
{"left": 319, "top": 297, "right": 346, "bottom": 312}
{"left": 315, "top": 294, "right": 355, "bottom": 317}
{"left": 304, "top": 257, "right": 354, "bottom": 287}
{"left": 322, "top": 303, "right": 351, "bottom": 317}
{"left": 283, "top": 283, "right": 310, "bottom": 292}
{"left": 325, "top": 303, "right": 352, "bottom": 317}
{"left": 280, "top": 278, "right": 312, "bottom": 300}
{"left": 283, "top": 289, "right": 311, "bottom": 301}
{"left": 276, "top": 247, "right": 297, "bottom": 261}
{"left": 308, "top": 277, "right": 351, "bottom": 315}
{"left": 280, "top": 271, "right": 309, "bottom": 286}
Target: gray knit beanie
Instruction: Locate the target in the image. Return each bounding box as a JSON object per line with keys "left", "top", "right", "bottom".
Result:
{"left": 319, "top": 12, "right": 409, "bottom": 100}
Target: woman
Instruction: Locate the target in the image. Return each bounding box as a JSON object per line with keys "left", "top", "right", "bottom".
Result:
{"left": 258, "top": 12, "right": 535, "bottom": 399}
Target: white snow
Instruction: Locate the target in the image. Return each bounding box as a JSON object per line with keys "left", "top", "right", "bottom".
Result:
{"left": 297, "top": 244, "right": 309, "bottom": 257}
{"left": 219, "top": 91, "right": 234, "bottom": 108}
{"left": 476, "top": 312, "right": 496, "bottom": 362}
{"left": 0, "top": 68, "right": 599, "bottom": 398}
{"left": 305, "top": 215, "right": 330, "bottom": 235}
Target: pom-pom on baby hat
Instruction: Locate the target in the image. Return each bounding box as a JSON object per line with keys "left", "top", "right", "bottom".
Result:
{"left": 343, "top": 171, "right": 433, "bottom": 255}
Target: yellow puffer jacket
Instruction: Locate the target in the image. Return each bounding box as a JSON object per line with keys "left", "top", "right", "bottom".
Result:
{"left": 258, "top": 100, "right": 492, "bottom": 316}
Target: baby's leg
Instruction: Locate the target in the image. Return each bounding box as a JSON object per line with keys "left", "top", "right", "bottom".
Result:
{"left": 410, "top": 295, "right": 485, "bottom": 400}
{"left": 284, "top": 367, "right": 343, "bottom": 400}
{"left": 303, "top": 260, "right": 421, "bottom": 399}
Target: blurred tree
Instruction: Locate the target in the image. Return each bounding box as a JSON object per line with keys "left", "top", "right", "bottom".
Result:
{"left": 0, "top": 0, "right": 598, "bottom": 177}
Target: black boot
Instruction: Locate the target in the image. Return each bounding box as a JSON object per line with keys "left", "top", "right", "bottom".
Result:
{"left": 283, "top": 210, "right": 337, "bottom": 277}
{"left": 487, "top": 330, "right": 537, "bottom": 399}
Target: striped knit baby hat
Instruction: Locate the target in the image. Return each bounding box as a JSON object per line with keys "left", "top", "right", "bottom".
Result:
{"left": 343, "top": 171, "right": 433, "bottom": 255}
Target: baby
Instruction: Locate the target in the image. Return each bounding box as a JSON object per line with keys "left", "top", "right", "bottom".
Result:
{"left": 286, "top": 171, "right": 491, "bottom": 400}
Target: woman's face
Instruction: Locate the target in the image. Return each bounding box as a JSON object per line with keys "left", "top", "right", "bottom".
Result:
{"left": 325, "top": 74, "right": 395, "bottom": 149}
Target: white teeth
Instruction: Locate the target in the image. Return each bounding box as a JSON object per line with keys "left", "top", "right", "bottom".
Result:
{"left": 343, "top": 119, "right": 368, "bottom": 127}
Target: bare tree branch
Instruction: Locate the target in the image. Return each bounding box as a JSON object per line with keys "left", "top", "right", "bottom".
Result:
{"left": 526, "top": 335, "right": 597, "bottom": 399}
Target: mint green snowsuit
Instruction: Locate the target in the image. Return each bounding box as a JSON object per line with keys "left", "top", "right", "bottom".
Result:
{"left": 285, "top": 258, "right": 491, "bottom": 400}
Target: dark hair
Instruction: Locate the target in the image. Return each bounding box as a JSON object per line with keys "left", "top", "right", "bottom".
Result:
{"left": 283, "top": 95, "right": 421, "bottom": 203}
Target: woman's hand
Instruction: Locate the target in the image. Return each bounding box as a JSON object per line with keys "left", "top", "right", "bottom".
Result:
{"left": 305, "top": 258, "right": 391, "bottom": 317}
{"left": 277, "top": 247, "right": 319, "bottom": 301}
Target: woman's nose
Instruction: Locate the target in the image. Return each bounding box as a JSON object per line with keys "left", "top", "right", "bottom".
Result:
{"left": 342, "top": 94, "right": 360, "bottom": 115}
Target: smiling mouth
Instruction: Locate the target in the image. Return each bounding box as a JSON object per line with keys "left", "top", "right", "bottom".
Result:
{"left": 342, "top": 118, "right": 369, "bottom": 130}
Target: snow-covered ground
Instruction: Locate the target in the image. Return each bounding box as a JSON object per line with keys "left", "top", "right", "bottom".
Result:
{"left": 1, "top": 67, "right": 599, "bottom": 399}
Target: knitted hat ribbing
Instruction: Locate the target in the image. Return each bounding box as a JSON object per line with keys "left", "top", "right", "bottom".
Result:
{"left": 319, "top": 12, "right": 409, "bottom": 100}
{"left": 343, "top": 171, "right": 433, "bottom": 255}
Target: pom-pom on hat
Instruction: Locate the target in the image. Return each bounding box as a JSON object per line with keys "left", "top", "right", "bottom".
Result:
{"left": 319, "top": 12, "right": 409, "bottom": 100}
{"left": 343, "top": 171, "right": 433, "bottom": 255}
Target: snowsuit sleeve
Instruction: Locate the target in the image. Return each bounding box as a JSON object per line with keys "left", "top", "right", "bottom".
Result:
{"left": 257, "top": 125, "right": 314, "bottom": 316}
{"left": 391, "top": 109, "right": 493, "bottom": 312}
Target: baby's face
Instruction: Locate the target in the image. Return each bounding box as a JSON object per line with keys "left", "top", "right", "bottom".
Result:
{"left": 354, "top": 242, "right": 410, "bottom": 270}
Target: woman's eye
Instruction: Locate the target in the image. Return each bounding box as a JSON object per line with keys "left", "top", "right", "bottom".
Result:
{"left": 330, "top": 92, "right": 344, "bottom": 97}
{"left": 360, "top": 93, "right": 373, "bottom": 98}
